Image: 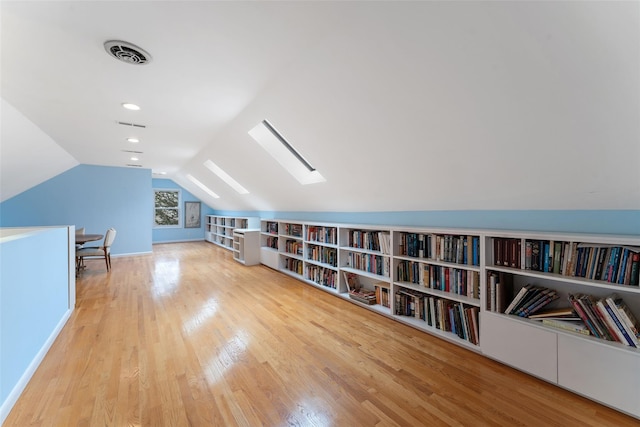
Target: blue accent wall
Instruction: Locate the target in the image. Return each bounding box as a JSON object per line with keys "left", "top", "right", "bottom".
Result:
{"left": 1, "top": 227, "right": 69, "bottom": 405}
{"left": 0, "top": 165, "right": 153, "bottom": 255}
{"left": 152, "top": 179, "right": 215, "bottom": 243}
{"left": 213, "top": 210, "right": 640, "bottom": 235}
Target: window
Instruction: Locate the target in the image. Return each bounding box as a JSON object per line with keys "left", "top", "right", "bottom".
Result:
{"left": 154, "top": 189, "right": 181, "bottom": 227}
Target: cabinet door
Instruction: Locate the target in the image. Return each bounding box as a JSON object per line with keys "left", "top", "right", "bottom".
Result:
{"left": 260, "top": 247, "right": 279, "bottom": 269}
{"left": 481, "top": 312, "right": 558, "bottom": 383}
{"left": 558, "top": 334, "right": 640, "bottom": 418}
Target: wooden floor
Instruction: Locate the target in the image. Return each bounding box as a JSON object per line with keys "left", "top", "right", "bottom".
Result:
{"left": 4, "top": 242, "right": 638, "bottom": 426}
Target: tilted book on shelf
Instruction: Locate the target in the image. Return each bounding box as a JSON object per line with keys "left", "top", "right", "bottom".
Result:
{"left": 528, "top": 307, "right": 577, "bottom": 319}
{"left": 607, "top": 295, "right": 640, "bottom": 338}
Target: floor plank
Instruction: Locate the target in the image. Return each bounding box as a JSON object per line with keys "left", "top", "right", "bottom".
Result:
{"left": 4, "top": 241, "right": 638, "bottom": 426}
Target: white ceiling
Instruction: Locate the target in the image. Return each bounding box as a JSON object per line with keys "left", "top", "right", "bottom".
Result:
{"left": 2, "top": 1, "right": 639, "bottom": 211}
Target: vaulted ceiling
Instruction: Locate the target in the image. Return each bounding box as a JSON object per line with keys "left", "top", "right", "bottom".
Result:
{"left": 2, "top": 1, "right": 639, "bottom": 211}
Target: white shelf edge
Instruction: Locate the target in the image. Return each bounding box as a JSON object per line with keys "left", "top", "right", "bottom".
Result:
{"left": 487, "top": 265, "right": 640, "bottom": 295}
{"left": 393, "top": 281, "right": 481, "bottom": 307}
{"left": 341, "top": 266, "right": 389, "bottom": 282}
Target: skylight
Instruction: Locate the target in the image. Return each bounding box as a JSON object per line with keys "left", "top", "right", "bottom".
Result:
{"left": 248, "top": 120, "right": 325, "bottom": 185}
{"left": 186, "top": 174, "right": 220, "bottom": 199}
{"left": 204, "top": 160, "right": 249, "bottom": 194}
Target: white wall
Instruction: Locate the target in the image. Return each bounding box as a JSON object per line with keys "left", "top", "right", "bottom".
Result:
{"left": 0, "top": 98, "right": 78, "bottom": 202}
{"left": 179, "top": 2, "right": 640, "bottom": 213}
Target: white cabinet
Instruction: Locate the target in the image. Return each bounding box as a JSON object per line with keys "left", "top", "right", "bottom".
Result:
{"left": 481, "top": 312, "right": 558, "bottom": 382}
{"left": 233, "top": 229, "right": 260, "bottom": 266}
{"left": 558, "top": 334, "right": 640, "bottom": 418}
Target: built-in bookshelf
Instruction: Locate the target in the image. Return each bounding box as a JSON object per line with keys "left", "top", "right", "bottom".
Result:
{"left": 205, "top": 215, "right": 259, "bottom": 250}
{"left": 278, "top": 221, "right": 305, "bottom": 280}
{"left": 481, "top": 231, "right": 640, "bottom": 419}
{"left": 259, "top": 220, "right": 279, "bottom": 269}
{"left": 305, "top": 224, "right": 338, "bottom": 290}
{"left": 391, "top": 230, "right": 482, "bottom": 348}
{"left": 255, "top": 219, "right": 640, "bottom": 419}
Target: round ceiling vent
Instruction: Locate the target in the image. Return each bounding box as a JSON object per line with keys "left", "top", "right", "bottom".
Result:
{"left": 104, "top": 40, "right": 152, "bottom": 65}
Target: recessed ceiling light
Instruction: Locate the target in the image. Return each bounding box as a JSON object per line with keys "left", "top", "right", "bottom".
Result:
{"left": 127, "top": 137, "right": 139, "bottom": 143}
{"left": 122, "top": 103, "right": 140, "bottom": 111}
{"left": 130, "top": 156, "right": 139, "bottom": 161}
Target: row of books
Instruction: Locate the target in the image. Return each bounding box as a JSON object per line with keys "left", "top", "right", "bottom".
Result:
{"left": 305, "top": 265, "right": 337, "bottom": 289}
{"left": 307, "top": 245, "right": 337, "bottom": 267}
{"left": 398, "top": 233, "right": 480, "bottom": 266}
{"left": 345, "top": 252, "right": 390, "bottom": 277}
{"left": 264, "top": 221, "right": 278, "bottom": 234}
{"left": 397, "top": 261, "right": 480, "bottom": 299}
{"left": 559, "top": 244, "right": 639, "bottom": 285}
{"left": 569, "top": 293, "right": 639, "bottom": 347}
{"left": 375, "top": 282, "right": 391, "bottom": 308}
{"left": 306, "top": 226, "right": 337, "bottom": 245}
{"left": 394, "top": 288, "right": 479, "bottom": 345}
{"left": 492, "top": 238, "right": 521, "bottom": 269}
{"left": 284, "top": 239, "right": 303, "bottom": 256}
{"left": 282, "top": 258, "right": 303, "bottom": 275}
{"left": 264, "top": 236, "right": 278, "bottom": 249}
{"left": 347, "top": 230, "right": 391, "bottom": 254}
{"left": 492, "top": 238, "right": 640, "bottom": 286}
{"left": 283, "top": 223, "right": 303, "bottom": 238}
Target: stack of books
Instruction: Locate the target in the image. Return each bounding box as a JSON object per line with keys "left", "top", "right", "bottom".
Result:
{"left": 344, "top": 272, "right": 377, "bottom": 305}
{"left": 568, "top": 293, "right": 639, "bottom": 347}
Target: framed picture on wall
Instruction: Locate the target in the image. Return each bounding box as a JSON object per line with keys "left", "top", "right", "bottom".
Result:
{"left": 184, "top": 201, "right": 201, "bottom": 228}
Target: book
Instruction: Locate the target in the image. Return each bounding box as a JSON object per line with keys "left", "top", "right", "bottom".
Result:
{"left": 600, "top": 298, "right": 637, "bottom": 347}
{"left": 630, "top": 252, "right": 639, "bottom": 286}
{"left": 508, "top": 286, "right": 543, "bottom": 315}
{"left": 528, "top": 307, "right": 576, "bottom": 319}
{"left": 595, "top": 299, "right": 629, "bottom": 345}
{"left": 578, "top": 294, "right": 614, "bottom": 341}
{"left": 608, "top": 295, "right": 640, "bottom": 338}
{"left": 517, "top": 289, "right": 558, "bottom": 317}
{"left": 541, "top": 318, "right": 591, "bottom": 336}
{"left": 552, "top": 241, "right": 562, "bottom": 274}
{"left": 530, "top": 241, "right": 541, "bottom": 271}
{"left": 504, "top": 284, "right": 533, "bottom": 315}
{"left": 568, "top": 294, "right": 601, "bottom": 338}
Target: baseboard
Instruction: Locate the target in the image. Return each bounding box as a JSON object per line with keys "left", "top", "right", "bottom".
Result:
{"left": 110, "top": 251, "right": 153, "bottom": 258}
{"left": 152, "top": 238, "right": 206, "bottom": 244}
{"left": 0, "top": 308, "right": 73, "bottom": 424}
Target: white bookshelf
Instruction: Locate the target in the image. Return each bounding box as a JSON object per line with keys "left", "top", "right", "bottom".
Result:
{"left": 232, "top": 229, "right": 260, "bottom": 266}
{"left": 258, "top": 218, "right": 640, "bottom": 419}
{"left": 205, "top": 215, "right": 259, "bottom": 251}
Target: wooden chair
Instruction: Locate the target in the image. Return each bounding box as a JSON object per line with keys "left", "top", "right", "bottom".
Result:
{"left": 76, "top": 228, "right": 117, "bottom": 272}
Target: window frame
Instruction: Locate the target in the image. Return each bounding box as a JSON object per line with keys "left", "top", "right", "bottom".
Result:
{"left": 153, "top": 188, "right": 182, "bottom": 228}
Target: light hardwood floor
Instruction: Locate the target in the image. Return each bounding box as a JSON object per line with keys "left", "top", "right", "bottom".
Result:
{"left": 4, "top": 242, "right": 638, "bottom": 426}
